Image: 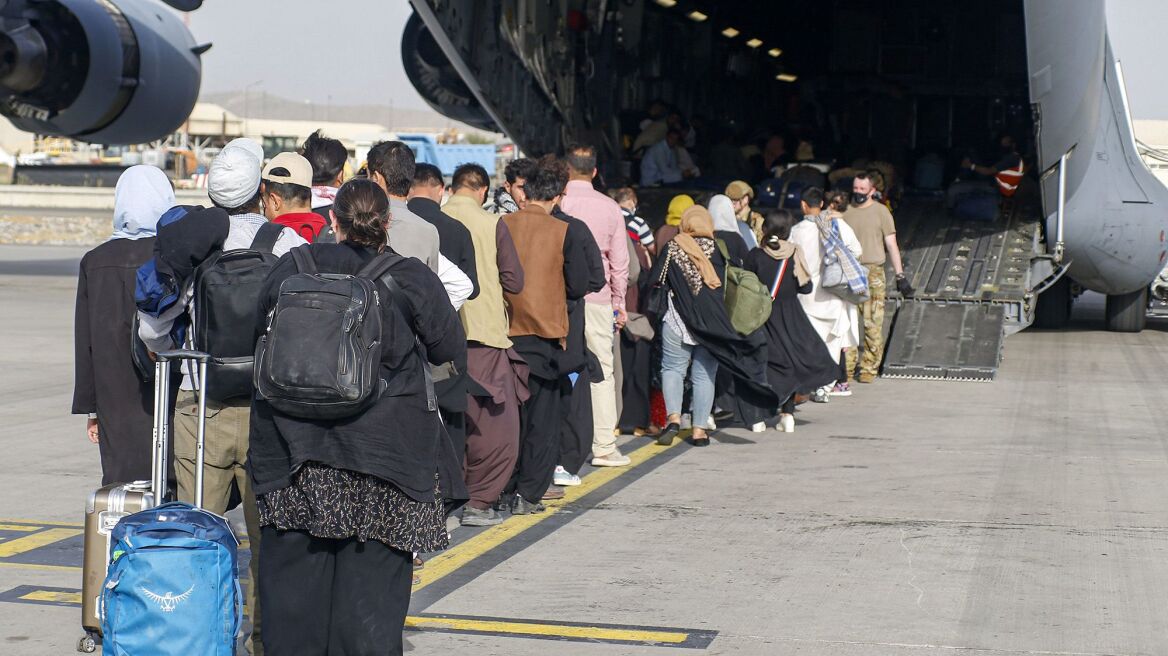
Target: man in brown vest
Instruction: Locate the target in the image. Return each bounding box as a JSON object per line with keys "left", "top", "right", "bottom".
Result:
{"left": 442, "top": 164, "right": 528, "bottom": 526}
{"left": 502, "top": 159, "right": 594, "bottom": 514}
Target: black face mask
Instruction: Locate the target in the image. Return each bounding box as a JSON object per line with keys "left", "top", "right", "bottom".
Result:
{"left": 852, "top": 192, "right": 870, "bottom": 205}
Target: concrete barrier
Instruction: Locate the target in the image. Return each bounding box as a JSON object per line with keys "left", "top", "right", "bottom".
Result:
{"left": 0, "top": 185, "right": 210, "bottom": 210}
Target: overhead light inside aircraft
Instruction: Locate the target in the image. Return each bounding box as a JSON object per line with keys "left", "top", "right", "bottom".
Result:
{"left": 776, "top": 73, "right": 798, "bottom": 82}
{"left": 768, "top": 48, "right": 783, "bottom": 58}
{"left": 721, "top": 27, "right": 740, "bottom": 38}
{"left": 688, "top": 10, "right": 708, "bottom": 22}
{"left": 746, "top": 38, "right": 763, "bottom": 48}
{"left": 654, "top": 0, "right": 677, "bottom": 7}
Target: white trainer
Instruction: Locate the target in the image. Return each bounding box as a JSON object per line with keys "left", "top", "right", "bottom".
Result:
{"left": 750, "top": 421, "right": 767, "bottom": 433}
{"left": 553, "top": 465, "right": 581, "bottom": 486}
{"left": 777, "top": 414, "right": 795, "bottom": 433}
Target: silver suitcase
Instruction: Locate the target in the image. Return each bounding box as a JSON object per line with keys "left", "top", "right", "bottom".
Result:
{"left": 78, "top": 351, "right": 210, "bottom": 653}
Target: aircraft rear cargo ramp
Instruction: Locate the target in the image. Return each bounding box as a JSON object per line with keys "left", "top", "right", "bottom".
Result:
{"left": 881, "top": 199, "right": 1046, "bottom": 381}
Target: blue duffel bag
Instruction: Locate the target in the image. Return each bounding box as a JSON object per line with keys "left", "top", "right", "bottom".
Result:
{"left": 100, "top": 501, "right": 241, "bottom": 656}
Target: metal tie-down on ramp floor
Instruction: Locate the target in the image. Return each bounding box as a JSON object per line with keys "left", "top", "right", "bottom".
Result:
{"left": 880, "top": 199, "right": 1043, "bottom": 381}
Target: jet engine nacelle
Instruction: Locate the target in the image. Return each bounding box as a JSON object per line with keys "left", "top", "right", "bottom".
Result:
{"left": 0, "top": 0, "right": 204, "bottom": 145}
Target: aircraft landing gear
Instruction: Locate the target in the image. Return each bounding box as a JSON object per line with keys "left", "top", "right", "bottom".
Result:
{"left": 1105, "top": 287, "right": 1148, "bottom": 333}
{"left": 1034, "top": 277, "right": 1073, "bottom": 329}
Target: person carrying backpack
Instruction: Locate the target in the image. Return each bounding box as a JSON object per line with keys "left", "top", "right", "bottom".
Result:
{"left": 647, "top": 206, "right": 777, "bottom": 447}
{"left": 249, "top": 178, "right": 465, "bottom": 655}
{"left": 136, "top": 138, "right": 305, "bottom": 656}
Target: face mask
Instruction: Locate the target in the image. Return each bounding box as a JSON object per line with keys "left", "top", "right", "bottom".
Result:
{"left": 852, "top": 192, "right": 869, "bottom": 205}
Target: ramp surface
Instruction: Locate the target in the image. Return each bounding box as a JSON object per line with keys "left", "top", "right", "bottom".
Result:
{"left": 881, "top": 199, "right": 1043, "bottom": 381}
{"left": 882, "top": 303, "right": 1006, "bottom": 381}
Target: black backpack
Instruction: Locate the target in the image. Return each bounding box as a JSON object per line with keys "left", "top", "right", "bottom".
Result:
{"left": 191, "top": 222, "right": 283, "bottom": 401}
{"left": 254, "top": 246, "right": 430, "bottom": 420}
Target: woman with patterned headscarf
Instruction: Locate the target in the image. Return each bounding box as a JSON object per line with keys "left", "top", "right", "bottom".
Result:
{"left": 649, "top": 206, "right": 777, "bottom": 447}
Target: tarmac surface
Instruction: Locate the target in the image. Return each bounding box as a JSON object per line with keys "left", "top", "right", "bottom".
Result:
{"left": 2, "top": 243, "right": 1168, "bottom": 655}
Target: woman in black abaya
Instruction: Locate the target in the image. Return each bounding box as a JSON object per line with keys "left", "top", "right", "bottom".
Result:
{"left": 743, "top": 209, "right": 839, "bottom": 432}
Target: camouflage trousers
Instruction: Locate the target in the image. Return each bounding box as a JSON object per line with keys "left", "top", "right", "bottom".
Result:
{"left": 844, "top": 265, "right": 887, "bottom": 379}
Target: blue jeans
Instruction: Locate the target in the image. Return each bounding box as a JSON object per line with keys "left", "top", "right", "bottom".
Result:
{"left": 661, "top": 322, "right": 719, "bottom": 429}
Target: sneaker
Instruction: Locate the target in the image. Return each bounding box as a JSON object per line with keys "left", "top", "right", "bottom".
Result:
{"left": 511, "top": 496, "right": 546, "bottom": 515}
{"left": 777, "top": 413, "right": 795, "bottom": 433}
{"left": 446, "top": 515, "right": 462, "bottom": 533}
{"left": 553, "top": 466, "right": 581, "bottom": 486}
{"left": 542, "top": 486, "right": 565, "bottom": 501}
{"left": 705, "top": 417, "right": 718, "bottom": 431}
{"left": 750, "top": 421, "right": 767, "bottom": 433}
{"left": 829, "top": 382, "right": 852, "bottom": 397}
{"left": 679, "top": 413, "right": 692, "bottom": 430}
{"left": 858, "top": 372, "right": 877, "bottom": 383}
{"left": 491, "top": 494, "right": 514, "bottom": 512}
{"left": 461, "top": 506, "right": 504, "bottom": 527}
{"left": 811, "top": 386, "right": 831, "bottom": 403}
{"left": 591, "top": 450, "right": 631, "bottom": 467}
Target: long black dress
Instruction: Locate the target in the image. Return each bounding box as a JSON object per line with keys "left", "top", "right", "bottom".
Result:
{"left": 646, "top": 243, "right": 778, "bottom": 420}
{"left": 73, "top": 238, "right": 157, "bottom": 485}
{"left": 744, "top": 249, "right": 839, "bottom": 404}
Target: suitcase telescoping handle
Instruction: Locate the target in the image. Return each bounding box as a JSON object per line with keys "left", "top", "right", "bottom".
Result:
{"left": 151, "top": 350, "right": 211, "bottom": 510}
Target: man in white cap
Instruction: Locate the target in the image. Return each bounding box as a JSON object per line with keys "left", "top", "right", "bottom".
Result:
{"left": 139, "top": 137, "right": 303, "bottom": 656}
{"left": 261, "top": 151, "right": 328, "bottom": 242}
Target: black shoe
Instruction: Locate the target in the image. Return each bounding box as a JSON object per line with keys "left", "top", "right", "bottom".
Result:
{"left": 657, "top": 422, "right": 680, "bottom": 446}
{"left": 712, "top": 408, "right": 734, "bottom": 422}
{"left": 689, "top": 434, "right": 711, "bottom": 447}
{"left": 511, "top": 496, "right": 546, "bottom": 515}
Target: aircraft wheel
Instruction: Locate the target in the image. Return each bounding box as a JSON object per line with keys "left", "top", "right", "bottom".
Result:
{"left": 1105, "top": 287, "right": 1148, "bottom": 333}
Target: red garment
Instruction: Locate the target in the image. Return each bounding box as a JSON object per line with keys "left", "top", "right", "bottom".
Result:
{"left": 273, "top": 212, "right": 327, "bottom": 243}
{"left": 995, "top": 161, "right": 1024, "bottom": 197}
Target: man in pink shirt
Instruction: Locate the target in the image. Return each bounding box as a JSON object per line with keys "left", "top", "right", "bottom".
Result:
{"left": 561, "top": 144, "right": 631, "bottom": 467}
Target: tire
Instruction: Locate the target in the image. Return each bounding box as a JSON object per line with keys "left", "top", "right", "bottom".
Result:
{"left": 1105, "top": 287, "right": 1148, "bottom": 333}
{"left": 1033, "top": 276, "right": 1072, "bottom": 329}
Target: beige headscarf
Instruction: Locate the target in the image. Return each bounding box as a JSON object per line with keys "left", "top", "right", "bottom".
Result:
{"left": 762, "top": 237, "right": 812, "bottom": 287}
{"left": 672, "top": 206, "right": 721, "bottom": 290}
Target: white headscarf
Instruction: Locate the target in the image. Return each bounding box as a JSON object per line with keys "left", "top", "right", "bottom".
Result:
{"left": 707, "top": 194, "right": 738, "bottom": 234}
{"left": 111, "top": 165, "right": 175, "bottom": 241}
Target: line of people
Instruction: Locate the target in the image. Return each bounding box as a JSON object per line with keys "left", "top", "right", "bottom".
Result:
{"left": 72, "top": 132, "right": 910, "bottom": 654}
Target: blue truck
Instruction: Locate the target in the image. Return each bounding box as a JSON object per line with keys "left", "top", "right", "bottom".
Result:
{"left": 396, "top": 133, "right": 495, "bottom": 177}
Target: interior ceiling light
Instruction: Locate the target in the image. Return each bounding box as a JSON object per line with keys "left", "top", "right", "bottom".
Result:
{"left": 654, "top": 0, "right": 677, "bottom": 7}
{"left": 721, "top": 27, "right": 740, "bottom": 38}
{"left": 687, "top": 10, "right": 708, "bottom": 22}
{"left": 776, "top": 73, "right": 798, "bottom": 83}
{"left": 768, "top": 48, "right": 783, "bottom": 58}
{"left": 746, "top": 38, "right": 763, "bottom": 48}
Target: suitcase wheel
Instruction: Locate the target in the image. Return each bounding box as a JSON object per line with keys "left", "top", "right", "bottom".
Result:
{"left": 77, "top": 633, "right": 98, "bottom": 653}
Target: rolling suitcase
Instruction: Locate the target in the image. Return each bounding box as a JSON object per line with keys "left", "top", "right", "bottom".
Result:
{"left": 78, "top": 349, "right": 179, "bottom": 653}
{"left": 99, "top": 350, "right": 243, "bottom": 656}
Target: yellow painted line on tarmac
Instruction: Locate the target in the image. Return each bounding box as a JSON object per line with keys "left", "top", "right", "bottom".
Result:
{"left": 0, "top": 561, "right": 81, "bottom": 573}
{"left": 414, "top": 439, "right": 681, "bottom": 592}
{"left": 405, "top": 615, "right": 689, "bottom": 644}
{"left": 0, "top": 519, "right": 82, "bottom": 529}
{"left": 0, "top": 524, "right": 40, "bottom": 532}
{"left": 0, "top": 528, "right": 82, "bottom": 558}
{"left": 21, "top": 589, "right": 81, "bottom": 604}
